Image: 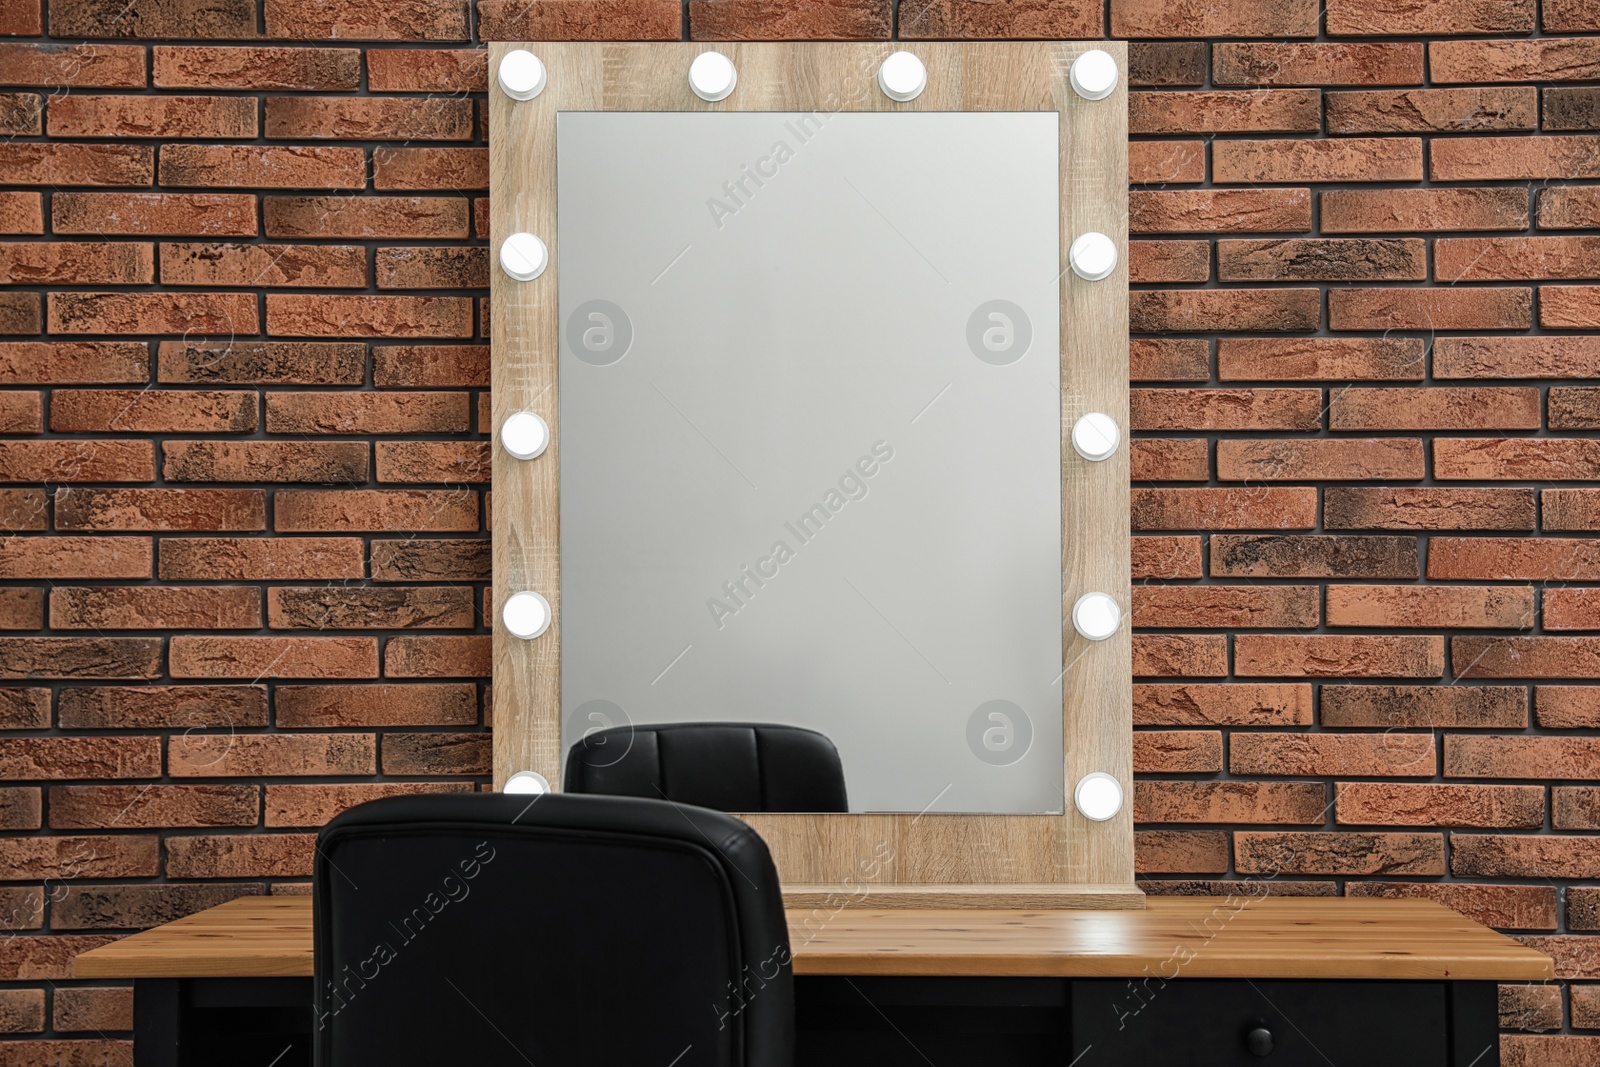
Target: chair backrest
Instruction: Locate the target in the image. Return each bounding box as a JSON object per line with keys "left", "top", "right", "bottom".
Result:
{"left": 314, "top": 792, "right": 794, "bottom": 1067}
{"left": 563, "top": 722, "right": 849, "bottom": 813}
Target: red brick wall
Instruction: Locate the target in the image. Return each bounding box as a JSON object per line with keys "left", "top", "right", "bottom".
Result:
{"left": 1, "top": 0, "right": 1596, "bottom": 1060}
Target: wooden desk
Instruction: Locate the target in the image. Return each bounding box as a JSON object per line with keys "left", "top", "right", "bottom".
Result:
{"left": 76, "top": 895, "right": 1551, "bottom": 1067}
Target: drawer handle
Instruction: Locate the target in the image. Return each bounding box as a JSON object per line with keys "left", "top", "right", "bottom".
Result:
{"left": 1246, "top": 1027, "right": 1274, "bottom": 1057}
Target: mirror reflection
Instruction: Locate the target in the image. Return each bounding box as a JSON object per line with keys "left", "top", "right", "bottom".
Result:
{"left": 557, "top": 111, "right": 1064, "bottom": 814}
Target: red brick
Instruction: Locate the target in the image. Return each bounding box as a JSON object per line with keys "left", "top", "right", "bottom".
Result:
{"left": 265, "top": 392, "right": 469, "bottom": 435}
{"left": 1430, "top": 537, "right": 1600, "bottom": 580}
{"left": 1540, "top": 188, "right": 1600, "bottom": 230}
{"left": 1233, "top": 732, "right": 1435, "bottom": 776}
{"left": 1547, "top": 0, "right": 1600, "bottom": 28}
{"left": 158, "top": 536, "right": 363, "bottom": 580}
{"left": 1503, "top": 1036, "right": 1600, "bottom": 1066}
{"left": 153, "top": 45, "right": 360, "bottom": 89}
{"left": 1513, "top": 937, "right": 1600, "bottom": 979}
{"left": 0, "top": 788, "right": 40, "bottom": 831}
{"left": 0, "top": 638, "right": 161, "bottom": 680}
{"left": 1544, "top": 87, "right": 1600, "bottom": 131}
{"left": 1322, "top": 685, "right": 1527, "bottom": 729}
{"left": 1322, "top": 187, "right": 1528, "bottom": 233}
{"left": 1329, "top": 87, "right": 1534, "bottom": 134}
{"left": 0, "top": 490, "right": 45, "bottom": 532}
{"left": 1551, "top": 389, "right": 1600, "bottom": 431}
{"left": 274, "top": 491, "right": 477, "bottom": 534}
{"left": 1454, "top": 636, "right": 1600, "bottom": 679}
{"left": 0, "top": 736, "right": 159, "bottom": 778}
{"left": 1128, "top": 141, "right": 1205, "bottom": 185}
{"left": 50, "top": 389, "right": 255, "bottom": 434}
{"left": 1347, "top": 881, "right": 1556, "bottom": 930}
{"left": 1132, "top": 289, "right": 1319, "bottom": 332}
{"left": 1498, "top": 984, "right": 1562, "bottom": 1030}
{"left": 49, "top": 784, "right": 256, "bottom": 829}
{"left": 1541, "top": 285, "right": 1600, "bottom": 328}
{"left": 170, "top": 733, "right": 374, "bottom": 777}
{"left": 0, "top": 391, "right": 40, "bottom": 433}
{"left": 373, "top": 345, "right": 487, "bottom": 388}
{"left": 1135, "top": 831, "right": 1229, "bottom": 874}
{"left": 1219, "top": 237, "right": 1425, "bottom": 281}
{"left": 0, "top": 689, "right": 49, "bottom": 729}
{"left": 275, "top": 682, "right": 475, "bottom": 727}
{"left": 263, "top": 0, "right": 470, "bottom": 39}
{"left": 162, "top": 440, "right": 368, "bottom": 483}
{"left": 165, "top": 833, "right": 316, "bottom": 878}
{"left": 158, "top": 144, "right": 365, "bottom": 190}
{"left": 1112, "top": 0, "right": 1315, "bottom": 36}
{"left": 374, "top": 441, "right": 490, "bottom": 483}
{"left": 1538, "top": 687, "right": 1600, "bottom": 728}
{"left": 1556, "top": 788, "right": 1600, "bottom": 829}
{"left": 1436, "top": 438, "right": 1600, "bottom": 481}
{"left": 370, "top": 538, "right": 488, "bottom": 582}
{"left": 53, "top": 192, "right": 256, "bottom": 237}
{"left": 1130, "top": 339, "right": 1208, "bottom": 382}
{"left": 1434, "top": 135, "right": 1600, "bottom": 181}
{"left": 1332, "top": 386, "right": 1540, "bottom": 431}
{"left": 0, "top": 987, "right": 43, "bottom": 1032}
{"left": 0, "top": 343, "right": 144, "bottom": 385}
{"left": 1130, "top": 188, "right": 1311, "bottom": 233}
{"left": 159, "top": 341, "right": 364, "bottom": 385}
{"left": 1213, "top": 42, "right": 1423, "bottom": 86}
{"left": 0, "top": 936, "right": 124, "bottom": 981}
{"left": 159, "top": 243, "right": 366, "bottom": 288}
{"left": 0, "top": 0, "right": 38, "bottom": 33}
{"left": 0, "top": 143, "right": 151, "bottom": 186}
{"left": 0, "top": 440, "right": 153, "bottom": 482}
{"left": 1132, "top": 536, "right": 1203, "bottom": 579}
{"left": 380, "top": 731, "right": 490, "bottom": 774}
{"left": 1132, "top": 388, "right": 1320, "bottom": 431}
{"left": 1236, "top": 634, "right": 1443, "bottom": 678}
{"left": 1217, "top": 337, "right": 1424, "bottom": 381}
{"left": 1128, "top": 42, "right": 1207, "bottom": 85}
{"left": 1137, "top": 781, "right": 1324, "bottom": 824}
{"left": 477, "top": 0, "right": 680, "bottom": 39}
{"left": 1327, "top": 0, "right": 1532, "bottom": 33}
{"left": 1134, "top": 683, "right": 1311, "bottom": 726}
{"left": 1127, "top": 240, "right": 1209, "bottom": 284}
{"left": 1432, "top": 38, "right": 1600, "bottom": 83}
{"left": 1437, "top": 236, "right": 1600, "bottom": 283}
{"left": 265, "top": 96, "right": 471, "bottom": 141}
{"left": 1327, "top": 585, "right": 1532, "bottom": 630}
{"left": 1131, "top": 89, "right": 1320, "bottom": 134}
{"left": 56, "top": 488, "right": 265, "bottom": 531}
{"left": 1337, "top": 782, "right": 1542, "bottom": 827}
{"left": 1212, "top": 534, "right": 1418, "bottom": 578}
{"left": 1217, "top": 438, "right": 1424, "bottom": 481}
{"left": 264, "top": 195, "right": 468, "bottom": 240}
{"left": 0, "top": 92, "right": 41, "bottom": 135}
{"left": 0, "top": 241, "right": 152, "bottom": 286}
{"left": 1130, "top": 439, "right": 1208, "bottom": 481}
{"left": 48, "top": 0, "right": 256, "bottom": 36}
{"left": 265, "top": 782, "right": 471, "bottom": 827}
{"left": 1547, "top": 490, "right": 1600, "bottom": 532}
{"left": 0, "top": 43, "right": 145, "bottom": 87}
{"left": 384, "top": 635, "right": 489, "bottom": 677}
{"left": 58, "top": 685, "right": 267, "bottom": 728}
{"left": 48, "top": 94, "right": 254, "bottom": 138}
{"left": 50, "top": 883, "right": 263, "bottom": 931}
{"left": 698, "top": 0, "right": 894, "bottom": 37}
{"left": 169, "top": 636, "right": 378, "bottom": 679}
{"left": 1215, "top": 137, "right": 1421, "bottom": 183}
{"left": 1236, "top": 831, "right": 1444, "bottom": 875}
{"left": 1548, "top": 589, "right": 1600, "bottom": 631}
{"left": 0, "top": 291, "right": 42, "bottom": 334}
{"left": 1453, "top": 834, "right": 1600, "bottom": 880}
{"left": 0, "top": 588, "right": 41, "bottom": 630}
{"left": 1132, "top": 634, "right": 1228, "bottom": 676}
{"left": 268, "top": 585, "right": 474, "bottom": 629}
{"left": 0, "top": 192, "right": 43, "bottom": 235}
{"left": 366, "top": 48, "right": 486, "bottom": 92}
{"left": 266, "top": 294, "right": 473, "bottom": 338}
{"left": 0, "top": 836, "right": 158, "bottom": 881}
{"left": 372, "top": 147, "right": 487, "bottom": 193}
{"left": 1448, "top": 736, "right": 1600, "bottom": 781}
{"left": 1573, "top": 984, "right": 1600, "bottom": 1027}
{"left": 49, "top": 291, "right": 259, "bottom": 335}
{"left": 1331, "top": 287, "right": 1531, "bottom": 331}
{"left": 54, "top": 987, "right": 133, "bottom": 1033}
{"left": 1131, "top": 488, "right": 1317, "bottom": 531}
{"left": 50, "top": 586, "right": 260, "bottom": 630}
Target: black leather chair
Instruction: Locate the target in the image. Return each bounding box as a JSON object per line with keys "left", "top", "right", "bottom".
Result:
{"left": 564, "top": 722, "right": 849, "bottom": 813}
{"left": 313, "top": 792, "right": 793, "bottom": 1067}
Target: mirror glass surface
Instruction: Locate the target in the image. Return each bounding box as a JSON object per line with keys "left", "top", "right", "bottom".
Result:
{"left": 557, "top": 111, "right": 1063, "bottom": 813}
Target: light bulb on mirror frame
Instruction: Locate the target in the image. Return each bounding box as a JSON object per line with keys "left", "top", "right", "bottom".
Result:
{"left": 689, "top": 51, "right": 737, "bottom": 102}
{"left": 504, "top": 770, "right": 550, "bottom": 795}
{"left": 1072, "top": 591, "right": 1121, "bottom": 641}
{"left": 1074, "top": 772, "right": 1123, "bottom": 821}
{"left": 502, "top": 591, "right": 552, "bottom": 640}
{"left": 500, "top": 411, "right": 550, "bottom": 460}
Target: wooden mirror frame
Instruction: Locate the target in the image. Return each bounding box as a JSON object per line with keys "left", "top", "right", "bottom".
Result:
{"left": 489, "top": 41, "right": 1136, "bottom": 908}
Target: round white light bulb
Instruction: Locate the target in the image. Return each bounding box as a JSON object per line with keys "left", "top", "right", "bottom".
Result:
{"left": 1074, "top": 772, "right": 1123, "bottom": 822}
{"left": 499, "top": 411, "right": 550, "bottom": 460}
{"left": 504, "top": 770, "right": 550, "bottom": 795}
{"left": 689, "top": 51, "right": 737, "bottom": 102}
{"left": 1072, "top": 412, "right": 1121, "bottom": 462}
{"left": 500, "top": 232, "right": 547, "bottom": 282}
{"left": 498, "top": 50, "right": 547, "bottom": 101}
{"left": 502, "top": 591, "right": 552, "bottom": 640}
{"left": 1070, "top": 49, "right": 1119, "bottom": 101}
{"left": 1072, "top": 592, "right": 1121, "bottom": 642}
{"left": 1070, "top": 232, "right": 1118, "bottom": 282}
{"left": 878, "top": 51, "right": 927, "bottom": 102}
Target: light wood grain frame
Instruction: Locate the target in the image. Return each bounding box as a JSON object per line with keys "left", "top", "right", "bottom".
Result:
{"left": 489, "top": 42, "right": 1135, "bottom": 908}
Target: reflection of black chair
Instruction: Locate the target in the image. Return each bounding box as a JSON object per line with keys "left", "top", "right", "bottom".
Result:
{"left": 564, "top": 722, "right": 849, "bottom": 813}
{"left": 314, "top": 792, "right": 794, "bottom": 1066}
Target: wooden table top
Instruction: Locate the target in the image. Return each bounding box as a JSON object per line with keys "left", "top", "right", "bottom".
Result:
{"left": 74, "top": 894, "right": 1551, "bottom": 981}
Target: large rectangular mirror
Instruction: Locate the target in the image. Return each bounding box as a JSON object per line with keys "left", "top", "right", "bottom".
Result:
{"left": 490, "top": 42, "right": 1133, "bottom": 904}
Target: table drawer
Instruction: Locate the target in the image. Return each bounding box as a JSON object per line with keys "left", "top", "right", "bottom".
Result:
{"left": 1071, "top": 979, "right": 1469, "bottom": 1067}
